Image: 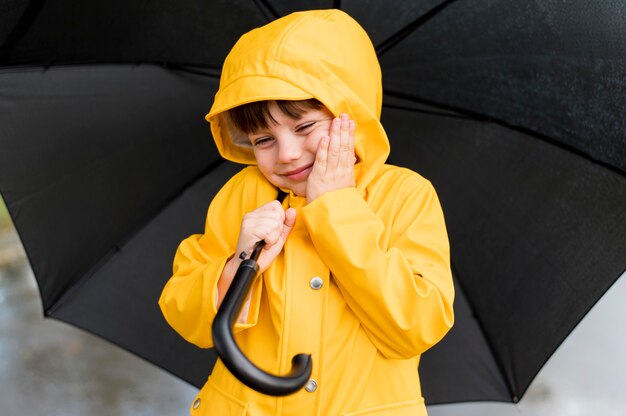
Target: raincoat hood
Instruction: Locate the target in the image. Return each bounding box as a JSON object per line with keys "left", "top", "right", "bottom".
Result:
{"left": 206, "top": 9, "right": 389, "bottom": 191}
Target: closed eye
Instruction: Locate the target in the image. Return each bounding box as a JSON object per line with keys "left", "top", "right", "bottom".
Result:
{"left": 295, "top": 122, "right": 315, "bottom": 133}
{"left": 252, "top": 136, "right": 273, "bottom": 147}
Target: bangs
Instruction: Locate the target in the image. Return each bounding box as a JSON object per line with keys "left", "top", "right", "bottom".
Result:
{"left": 228, "top": 99, "right": 324, "bottom": 135}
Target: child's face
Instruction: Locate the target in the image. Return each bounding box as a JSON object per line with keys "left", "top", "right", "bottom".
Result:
{"left": 249, "top": 102, "right": 334, "bottom": 197}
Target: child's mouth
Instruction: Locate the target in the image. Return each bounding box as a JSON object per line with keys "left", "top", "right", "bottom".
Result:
{"left": 282, "top": 164, "right": 313, "bottom": 181}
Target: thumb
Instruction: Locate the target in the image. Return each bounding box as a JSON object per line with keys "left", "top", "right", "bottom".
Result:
{"left": 282, "top": 208, "right": 296, "bottom": 235}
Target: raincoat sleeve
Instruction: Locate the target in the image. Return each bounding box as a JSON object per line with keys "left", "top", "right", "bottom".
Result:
{"left": 158, "top": 168, "right": 264, "bottom": 348}
{"left": 302, "top": 172, "right": 454, "bottom": 359}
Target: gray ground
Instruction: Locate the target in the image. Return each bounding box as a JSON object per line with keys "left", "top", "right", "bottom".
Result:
{"left": 1, "top": 226, "right": 625, "bottom": 416}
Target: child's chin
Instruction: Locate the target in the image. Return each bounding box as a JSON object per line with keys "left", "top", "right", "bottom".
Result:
{"left": 288, "top": 185, "right": 306, "bottom": 198}
{"left": 271, "top": 179, "right": 306, "bottom": 198}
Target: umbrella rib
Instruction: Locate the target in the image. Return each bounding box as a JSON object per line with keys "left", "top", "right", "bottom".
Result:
{"left": 384, "top": 89, "right": 489, "bottom": 120}
{"left": 252, "top": 0, "right": 280, "bottom": 22}
{"left": 0, "top": 0, "right": 47, "bottom": 62}
{"left": 382, "top": 102, "right": 471, "bottom": 120}
{"left": 375, "top": 0, "right": 459, "bottom": 57}
{"left": 162, "top": 63, "right": 222, "bottom": 79}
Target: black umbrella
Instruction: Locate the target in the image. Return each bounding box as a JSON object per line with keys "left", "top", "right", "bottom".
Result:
{"left": 1, "top": 0, "right": 625, "bottom": 405}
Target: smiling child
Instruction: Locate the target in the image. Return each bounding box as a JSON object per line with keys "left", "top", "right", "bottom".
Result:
{"left": 160, "top": 9, "right": 454, "bottom": 416}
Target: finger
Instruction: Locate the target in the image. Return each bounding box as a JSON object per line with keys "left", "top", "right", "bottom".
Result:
{"left": 328, "top": 117, "right": 341, "bottom": 168}
{"left": 313, "top": 135, "right": 329, "bottom": 174}
{"left": 260, "top": 222, "right": 282, "bottom": 246}
{"left": 257, "top": 199, "right": 284, "bottom": 213}
{"left": 254, "top": 204, "right": 286, "bottom": 226}
{"left": 339, "top": 114, "right": 351, "bottom": 167}
{"left": 283, "top": 207, "right": 296, "bottom": 228}
{"left": 256, "top": 209, "right": 284, "bottom": 223}
{"left": 256, "top": 209, "right": 294, "bottom": 272}
{"left": 243, "top": 216, "right": 276, "bottom": 237}
{"left": 242, "top": 207, "right": 282, "bottom": 234}
{"left": 264, "top": 208, "right": 294, "bottom": 248}
{"left": 280, "top": 208, "right": 297, "bottom": 241}
{"left": 245, "top": 210, "right": 284, "bottom": 231}
{"left": 347, "top": 120, "right": 356, "bottom": 168}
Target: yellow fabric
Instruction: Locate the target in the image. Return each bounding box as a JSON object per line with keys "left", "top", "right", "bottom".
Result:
{"left": 159, "top": 9, "right": 454, "bottom": 416}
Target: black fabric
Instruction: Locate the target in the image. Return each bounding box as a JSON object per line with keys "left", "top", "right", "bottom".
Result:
{"left": 0, "top": 0, "right": 267, "bottom": 68}
{"left": 383, "top": 101, "right": 626, "bottom": 402}
{"left": 53, "top": 161, "right": 243, "bottom": 391}
{"left": 379, "top": 0, "right": 626, "bottom": 173}
{"left": 1, "top": 0, "right": 625, "bottom": 405}
{"left": 0, "top": 65, "right": 218, "bottom": 309}
{"left": 2, "top": 1, "right": 624, "bottom": 172}
{"left": 419, "top": 274, "right": 511, "bottom": 403}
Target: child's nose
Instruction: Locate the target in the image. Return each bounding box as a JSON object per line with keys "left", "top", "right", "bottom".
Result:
{"left": 277, "top": 137, "right": 302, "bottom": 162}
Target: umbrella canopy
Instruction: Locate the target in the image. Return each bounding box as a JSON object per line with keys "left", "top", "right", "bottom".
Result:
{"left": 1, "top": 0, "right": 625, "bottom": 405}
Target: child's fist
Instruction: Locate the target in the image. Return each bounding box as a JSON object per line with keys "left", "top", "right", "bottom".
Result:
{"left": 236, "top": 200, "right": 296, "bottom": 273}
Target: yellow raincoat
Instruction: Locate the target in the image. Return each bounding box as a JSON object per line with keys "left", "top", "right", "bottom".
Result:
{"left": 159, "top": 9, "right": 454, "bottom": 416}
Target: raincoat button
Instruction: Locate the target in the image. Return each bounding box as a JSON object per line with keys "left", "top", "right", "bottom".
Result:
{"left": 309, "top": 276, "right": 323, "bottom": 290}
{"left": 304, "top": 379, "right": 318, "bottom": 392}
{"left": 192, "top": 398, "right": 201, "bottom": 409}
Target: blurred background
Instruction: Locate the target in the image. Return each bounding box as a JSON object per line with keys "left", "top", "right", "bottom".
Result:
{"left": 1, "top": 195, "right": 625, "bottom": 415}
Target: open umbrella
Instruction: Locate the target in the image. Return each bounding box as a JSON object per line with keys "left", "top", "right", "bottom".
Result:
{"left": 1, "top": 0, "right": 625, "bottom": 405}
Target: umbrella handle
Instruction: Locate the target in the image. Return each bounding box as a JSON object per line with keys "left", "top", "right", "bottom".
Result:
{"left": 212, "top": 240, "right": 313, "bottom": 396}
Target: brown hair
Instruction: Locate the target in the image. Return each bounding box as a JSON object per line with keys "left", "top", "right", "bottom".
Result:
{"left": 228, "top": 99, "right": 324, "bottom": 135}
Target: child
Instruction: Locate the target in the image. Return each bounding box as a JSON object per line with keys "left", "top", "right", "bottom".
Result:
{"left": 159, "top": 9, "right": 454, "bottom": 416}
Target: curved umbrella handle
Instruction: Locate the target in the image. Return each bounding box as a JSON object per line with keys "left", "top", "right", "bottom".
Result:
{"left": 212, "top": 240, "right": 313, "bottom": 396}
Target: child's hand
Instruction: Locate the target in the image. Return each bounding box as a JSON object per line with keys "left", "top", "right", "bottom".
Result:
{"left": 306, "top": 114, "right": 356, "bottom": 203}
{"left": 236, "top": 200, "right": 296, "bottom": 273}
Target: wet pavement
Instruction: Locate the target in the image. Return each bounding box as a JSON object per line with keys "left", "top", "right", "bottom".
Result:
{"left": 1, "top": 224, "right": 625, "bottom": 415}
{"left": 0, "top": 229, "right": 196, "bottom": 415}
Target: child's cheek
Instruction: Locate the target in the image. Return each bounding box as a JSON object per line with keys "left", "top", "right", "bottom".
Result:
{"left": 306, "top": 134, "right": 323, "bottom": 154}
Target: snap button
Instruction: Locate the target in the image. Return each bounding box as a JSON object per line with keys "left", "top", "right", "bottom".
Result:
{"left": 309, "top": 276, "right": 323, "bottom": 290}
{"left": 192, "top": 398, "right": 201, "bottom": 409}
{"left": 304, "top": 379, "right": 318, "bottom": 392}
